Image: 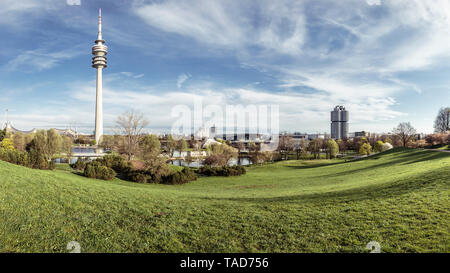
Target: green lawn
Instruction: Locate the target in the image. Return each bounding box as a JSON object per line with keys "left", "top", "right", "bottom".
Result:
{"left": 437, "top": 145, "right": 449, "bottom": 150}
{"left": 0, "top": 148, "right": 449, "bottom": 253}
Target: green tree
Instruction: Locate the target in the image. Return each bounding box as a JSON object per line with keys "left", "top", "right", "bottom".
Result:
{"left": 143, "top": 154, "right": 172, "bottom": 182}
{"left": 326, "top": 139, "right": 339, "bottom": 159}
{"left": 12, "top": 132, "right": 25, "bottom": 151}
{"left": 359, "top": 143, "right": 372, "bottom": 155}
{"left": 1, "top": 138, "right": 15, "bottom": 150}
{"left": 373, "top": 140, "right": 384, "bottom": 153}
{"left": 140, "top": 134, "right": 161, "bottom": 160}
{"left": 62, "top": 136, "right": 74, "bottom": 163}
{"left": 30, "top": 129, "right": 62, "bottom": 161}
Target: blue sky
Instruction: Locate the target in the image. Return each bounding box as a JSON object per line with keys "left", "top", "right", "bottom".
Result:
{"left": 0, "top": 0, "right": 449, "bottom": 134}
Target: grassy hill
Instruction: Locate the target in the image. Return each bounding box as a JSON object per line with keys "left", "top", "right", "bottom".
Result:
{"left": 0, "top": 148, "right": 449, "bottom": 253}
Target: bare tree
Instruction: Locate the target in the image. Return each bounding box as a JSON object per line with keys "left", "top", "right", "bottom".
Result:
{"left": 61, "top": 136, "right": 74, "bottom": 163}
{"left": 165, "top": 134, "right": 177, "bottom": 158}
{"left": 116, "top": 110, "right": 149, "bottom": 160}
{"left": 392, "top": 122, "right": 417, "bottom": 147}
{"left": 277, "top": 136, "right": 295, "bottom": 160}
{"left": 434, "top": 107, "right": 450, "bottom": 133}
{"left": 308, "top": 139, "right": 322, "bottom": 159}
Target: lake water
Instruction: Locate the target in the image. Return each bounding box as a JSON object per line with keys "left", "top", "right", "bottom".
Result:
{"left": 171, "top": 157, "right": 252, "bottom": 167}
{"left": 55, "top": 147, "right": 104, "bottom": 164}
{"left": 56, "top": 147, "right": 252, "bottom": 167}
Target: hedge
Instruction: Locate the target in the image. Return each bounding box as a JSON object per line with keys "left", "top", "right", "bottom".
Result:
{"left": 196, "top": 165, "right": 246, "bottom": 177}
{"left": 83, "top": 161, "right": 116, "bottom": 180}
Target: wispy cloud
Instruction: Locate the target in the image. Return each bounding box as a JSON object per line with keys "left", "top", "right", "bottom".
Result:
{"left": 133, "top": 0, "right": 306, "bottom": 55}
{"left": 366, "top": 0, "right": 381, "bottom": 6}
{"left": 119, "top": 72, "right": 145, "bottom": 79}
{"left": 64, "top": 74, "right": 406, "bottom": 133}
{"left": 0, "top": 0, "right": 61, "bottom": 26}
{"left": 177, "top": 73, "right": 191, "bottom": 88}
{"left": 4, "top": 47, "right": 84, "bottom": 72}
{"left": 2, "top": 0, "right": 448, "bottom": 134}
{"left": 66, "top": 0, "right": 81, "bottom": 6}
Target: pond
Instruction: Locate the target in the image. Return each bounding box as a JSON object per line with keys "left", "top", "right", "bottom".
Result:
{"left": 170, "top": 157, "right": 252, "bottom": 167}
{"left": 55, "top": 146, "right": 104, "bottom": 164}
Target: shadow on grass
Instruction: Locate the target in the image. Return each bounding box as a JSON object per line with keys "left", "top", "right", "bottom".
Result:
{"left": 284, "top": 148, "right": 431, "bottom": 171}
{"left": 284, "top": 161, "right": 347, "bottom": 170}
{"left": 313, "top": 149, "right": 449, "bottom": 179}
{"left": 204, "top": 167, "right": 449, "bottom": 204}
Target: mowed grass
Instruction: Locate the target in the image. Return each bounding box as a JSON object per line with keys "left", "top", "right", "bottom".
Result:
{"left": 0, "top": 148, "right": 449, "bottom": 253}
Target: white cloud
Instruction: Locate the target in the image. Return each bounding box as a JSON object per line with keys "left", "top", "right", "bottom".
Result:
{"left": 0, "top": 0, "right": 61, "bottom": 26}
{"left": 4, "top": 47, "right": 84, "bottom": 72}
{"left": 133, "top": 0, "right": 306, "bottom": 55}
{"left": 61, "top": 74, "right": 406, "bottom": 134}
{"left": 66, "top": 0, "right": 81, "bottom": 6}
{"left": 177, "top": 73, "right": 191, "bottom": 88}
{"left": 3, "top": 0, "right": 447, "bottom": 134}
{"left": 366, "top": 0, "right": 381, "bottom": 6}
{"left": 119, "top": 72, "right": 145, "bottom": 79}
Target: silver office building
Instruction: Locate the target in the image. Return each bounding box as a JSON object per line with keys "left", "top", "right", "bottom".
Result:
{"left": 330, "top": 105, "right": 349, "bottom": 139}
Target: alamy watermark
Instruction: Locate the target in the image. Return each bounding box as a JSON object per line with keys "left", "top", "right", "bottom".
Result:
{"left": 366, "top": 241, "right": 381, "bottom": 253}
{"left": 66, "top": 241, "right": 81, "bottom": 253}
{"left": 66, "top": 0, "right": 81, "bottom": 6}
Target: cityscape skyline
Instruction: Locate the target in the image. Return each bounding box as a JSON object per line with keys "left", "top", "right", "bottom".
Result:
{"left": 1, "top": 1, "right": 449, "bottom": 134}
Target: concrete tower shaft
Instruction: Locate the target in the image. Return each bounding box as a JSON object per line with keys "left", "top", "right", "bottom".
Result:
{"left": 92, "top": 9, "right": 107, "bottom": 144}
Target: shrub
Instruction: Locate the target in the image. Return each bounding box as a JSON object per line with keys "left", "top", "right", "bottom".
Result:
{"left": 83, "top": 161, "right": 116, "bottom": 180}
{"left": 95, "top": 154, "right": 132, "bottom": 173}
{"left": 381, "top": 142, "right": 393, "bottom": 152}
{"left": 79, "top": 154, "right": 196, "bottom": 185}
{"left": 28, "top": 150, "right": 50, "bottom": 169}
{"left": 359, "top": 143, "right": 372, "bottom": 155}
{"left": 204, "top": 143, "right": 238, "bottom": 167}
{"left": 373, "top": 140, "right": 384, "bottom": 153}
{"left": 71, "top": 157, "right": 87, "bottom": 170}
{"left": 1, "top": 138, "right": 15, "bottom": 151}
{"left": 126, "top": 170, "right": 151, "bottom": 183}
{"left": 204, "top": 154, "right": 227, "bottom": 167}
{"left": 0, "top": 148, "right": 30, "bottom": 166}
{"left": 126, "top": 167, "right": 197, "bottom": 185}
{"left": 49, "top": 160, "right": 56, "bottom": 170}
{"left": 425, "top": 133, "right": 449, "bottom": 147}
{"left": 160, "top": 167, "right": 197, "bottom": 185}
{"left": 408, "top": 139, "right": 428, "bottom": 148}
{"left": 197, "top": 165, "right": 246, "bottom": 177}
